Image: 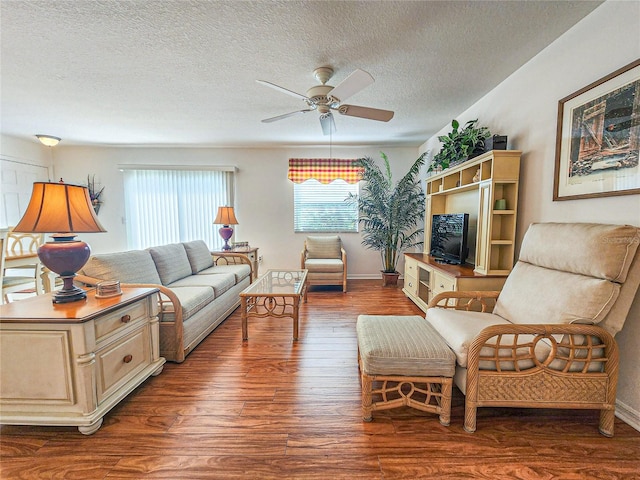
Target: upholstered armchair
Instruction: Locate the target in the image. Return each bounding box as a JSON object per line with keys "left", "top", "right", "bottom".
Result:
{"left": 426, "top": 222, "right": 640, "bottom": 437}
{"left": 301, "top": 235, "right": 347, "bottom": 292}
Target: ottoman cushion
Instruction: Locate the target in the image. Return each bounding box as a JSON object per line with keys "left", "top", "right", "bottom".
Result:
{"left": 357, "top": 315, "right": 455, "bottom": 377}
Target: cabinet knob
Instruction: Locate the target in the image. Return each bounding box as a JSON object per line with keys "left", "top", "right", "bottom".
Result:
{"left": 123, "top": 354, "right": 133, "bottom": 363}
{"left": 440, "top": 284, "right": 445, "bottom": 289}
{"left": 408, "top": 282, "right": 413, "bottom": 287}
{"left": 120, "top": 314, "right": 131, "bottom": 324}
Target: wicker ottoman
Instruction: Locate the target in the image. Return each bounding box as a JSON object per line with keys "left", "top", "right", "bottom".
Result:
{"left": 356, "top": 315, "right": 456, "bottom": 425}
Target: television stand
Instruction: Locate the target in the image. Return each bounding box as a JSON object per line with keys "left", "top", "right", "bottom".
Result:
{"left": 402, "top": 253, "right": 508, "bottom": 312}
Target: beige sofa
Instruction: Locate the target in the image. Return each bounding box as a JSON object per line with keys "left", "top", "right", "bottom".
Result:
{"left": 426, "top": 222, "right": 640, "bottom": 436}
{"left": 78, "top": 240, "right": 252, "bottom": 362}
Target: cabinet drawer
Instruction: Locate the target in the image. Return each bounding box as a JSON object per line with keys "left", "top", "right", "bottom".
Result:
{"left": 96, "top": 325, "right": 151, "bottom": 403}
{"left": 94, "top": 300, "right": 149, "bottom": 342}
{"left": 403, "top": 274, "right": 419, "bottom": 297}
{"left": 404, "top": 257, "right": 418, "bottom": 277}
{"left": 433, "top": 271, "right": 456, "bottom": 296}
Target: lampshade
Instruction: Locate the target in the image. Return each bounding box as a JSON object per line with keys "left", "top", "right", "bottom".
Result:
{"left": 213, "top": 206, "right": 239, "bottom": 226}
{"left": 213, "top": 206, "right": 238, "bottom": 251}
{"left": 35, "top": 135, "right": 61, "bottom": 147}
{"left": 13, "top": 181, "right": 106, "bottom": 303}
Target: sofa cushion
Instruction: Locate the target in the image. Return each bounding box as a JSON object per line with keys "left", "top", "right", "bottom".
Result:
{"left": 304, "top": 258, "right": 344, "bottom": 273}
{"left": 148, "top": 243, "right": 193, "bottom": 285}
{"left": 493, "top": 261, "right": 620, "bottom": 326}
{"left": 82, "top": 250, "right": 162, "bottom": 284}
{"left": 182, "top": 240, "right": 214, "bottom": 273}
{"left": 168, "top": 272, "right": 236, "bottom": 298}
{"left": 305, "top": 235, "right": 342, "bottom": 259}
{"left": 198, "top": 264, "right": 251, "bottom": 283}
{"left": 425, "top": 309, "right": 511, "bottom": 368}
{"left": 159, "top": 286, "right": 214, "bottom": 321}
{"left": 519, "top": 222, "right": 639, "bottom": 282}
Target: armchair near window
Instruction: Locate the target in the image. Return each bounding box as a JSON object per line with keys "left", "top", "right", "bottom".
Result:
{"left": 301, "top": 235, "right": 347, "bottom": 292}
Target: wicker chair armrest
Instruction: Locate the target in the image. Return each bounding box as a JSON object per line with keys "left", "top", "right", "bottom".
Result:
{"left": 468, "top": 322, "right": 618, "bottom": 375}
{"left": 428, "top": 290, "right": 500, "bottom": 312}
{"left": 74, "top": 273, "right": 102, "bottom": 287}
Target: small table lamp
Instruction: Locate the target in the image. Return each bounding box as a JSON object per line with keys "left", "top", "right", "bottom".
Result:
{"left": 12, "top": 181, "right": 106, "bottom": 303}
{"left": 213, "top": 206, "right": 238, "bottom": 251}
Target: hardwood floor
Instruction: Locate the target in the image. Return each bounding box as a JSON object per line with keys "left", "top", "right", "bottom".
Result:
{"left": 1, "top": 279, "right": 639, "bottom": 479}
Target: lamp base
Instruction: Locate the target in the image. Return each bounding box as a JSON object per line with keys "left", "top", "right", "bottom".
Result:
{"left": 218, "top": 225, "right": 234, "bottom": 251}
{"left": 38, "top": 236, "right": 92, "bottom": 304}
{"left": 53, "top": 275, "right": 87, "bottom": 303}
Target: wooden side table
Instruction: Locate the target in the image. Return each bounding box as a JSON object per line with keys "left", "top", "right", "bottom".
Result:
{"left": 0, "top": 287, "right": 165, "bottom": 434}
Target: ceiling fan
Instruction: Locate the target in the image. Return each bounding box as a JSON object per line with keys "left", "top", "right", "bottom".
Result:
{"left": 257, "top": 67, "right": 394, "bottom": 135}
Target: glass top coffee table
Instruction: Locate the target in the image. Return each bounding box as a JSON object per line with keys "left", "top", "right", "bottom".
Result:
{"left": 239, "top": 269, "right": 308, "bottom": 341}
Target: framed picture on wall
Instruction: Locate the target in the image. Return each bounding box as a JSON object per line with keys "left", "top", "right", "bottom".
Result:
{"left": 554, "top": 59, "right": 640, "bottom": 201}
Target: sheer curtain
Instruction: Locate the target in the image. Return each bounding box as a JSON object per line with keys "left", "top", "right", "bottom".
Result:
{"left": 123, "top": 169, "right": 234, "bottom": 250}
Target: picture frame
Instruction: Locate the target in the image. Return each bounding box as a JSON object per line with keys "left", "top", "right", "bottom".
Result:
{"left": 553, "top": 59, "right": 640, "bottom": 201}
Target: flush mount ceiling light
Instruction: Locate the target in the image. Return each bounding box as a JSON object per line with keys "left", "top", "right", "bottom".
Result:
{"left": 35, "top": 134, "right": 61, "bottom": 147}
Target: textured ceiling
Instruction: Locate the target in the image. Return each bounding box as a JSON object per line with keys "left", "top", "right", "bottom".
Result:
{"left": 1, "top": 0, "right": 602, "bottom": 147}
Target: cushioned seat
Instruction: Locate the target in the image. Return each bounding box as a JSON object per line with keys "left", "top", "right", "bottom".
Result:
{"left": 301, "top": 235, "right": 347, "bottom": 292}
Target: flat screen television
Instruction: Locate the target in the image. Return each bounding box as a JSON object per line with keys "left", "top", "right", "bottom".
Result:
{"left": 430, "top": 213, "right": 469, "bottom": 265}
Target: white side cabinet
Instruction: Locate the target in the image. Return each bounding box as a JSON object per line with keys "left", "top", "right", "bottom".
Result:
{"left": 0, "top": 287, "right": 165, "bottom": 434}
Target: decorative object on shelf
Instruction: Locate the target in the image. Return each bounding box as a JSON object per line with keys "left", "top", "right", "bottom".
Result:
{"left": 86, "top": 175, "right": 105, "bottom": 214}
{"left": 12, "top": 180, "right": 106, "bottom": 303}
{"left": 429, "top": 119, "right": 491, "bottom": 172}
{"left": 554, "top": 59, "right": 640, "bottom": 200}
{"left": 35, "top": 134, "right": 61, "bottom": 147}
{"left": 213, "top": 206, "right": 239, "bottom": 250}
{"left": 348, "top": 151, "right": 425, "bottom": 286}
{"left": 484, "top": 134, "right": 508, "bottom": 152}
{"left": 472, "top": 168, "right": 481, "bottom": 183}
{"left": 494, "top": 199, "right": 507, "bottom": 210}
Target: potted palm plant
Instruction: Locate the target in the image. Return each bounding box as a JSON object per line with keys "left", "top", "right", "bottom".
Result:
{"left": 349, "top": 152, "right": 426, "bottom": 286}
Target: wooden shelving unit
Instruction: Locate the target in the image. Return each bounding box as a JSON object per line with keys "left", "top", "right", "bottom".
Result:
{"left": 403, "top": 150, "right": 521, "bottom": 311}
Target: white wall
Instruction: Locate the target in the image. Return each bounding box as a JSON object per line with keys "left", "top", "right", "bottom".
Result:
{"left": 420, "top": 0, "right": 640, "bottom": 429}
{"left": 51, "top": 145, "right": 421, "bottom": 277}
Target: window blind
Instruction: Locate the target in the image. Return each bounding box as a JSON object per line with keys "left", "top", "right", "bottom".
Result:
{"left": 123, "top": 169, "right": 233, "bottom": 250}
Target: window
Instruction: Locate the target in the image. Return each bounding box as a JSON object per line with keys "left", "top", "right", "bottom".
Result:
{"left": 289, "top": 158, "right": 362, "bottom": 233}
{"left": 122, "top": 168, "right": 234, "bottom": 250}
{"left": 293, "top": 179, "right": 358, "bottom": 232}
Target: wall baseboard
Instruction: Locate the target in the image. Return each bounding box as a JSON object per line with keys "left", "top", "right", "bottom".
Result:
{"left": 616, "top": 399, "right": 640, "bottom": 432}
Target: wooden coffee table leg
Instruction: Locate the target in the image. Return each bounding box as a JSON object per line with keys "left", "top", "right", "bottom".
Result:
{"left": 293, "top": 295, "right": 299, "bottom": 340}
{"left": 241, "top": 296, "right": 248, "bottom": 341}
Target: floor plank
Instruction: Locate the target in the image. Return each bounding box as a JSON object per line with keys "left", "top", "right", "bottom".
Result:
{"left": 1, "top": 280, "right": 639, "bottom": 479}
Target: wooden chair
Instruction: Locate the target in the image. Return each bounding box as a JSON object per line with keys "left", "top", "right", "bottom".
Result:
{"left": 301, "top": 235, "right": 347, "bottom": 292}
{"left": 1, "top": 228, "right": 45, "bottom": 303}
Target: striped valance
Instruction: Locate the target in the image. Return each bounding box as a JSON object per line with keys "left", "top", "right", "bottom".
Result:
{"left": 288, "top": 158, "right": 363, "bottom": 184}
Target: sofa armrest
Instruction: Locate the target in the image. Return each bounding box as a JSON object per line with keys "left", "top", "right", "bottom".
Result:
{"left": 75, "top": 273, "right": 184, "bottom": 329}
{"left": 428, "top": 290, "right": 500, "bottom": 312}
{"left": 212, "top": 252, "right": 253, "bottom": 281}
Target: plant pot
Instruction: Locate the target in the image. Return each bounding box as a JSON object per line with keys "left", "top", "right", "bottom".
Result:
{"left": 381, "top": 271, "right": 400, "bottom": 287}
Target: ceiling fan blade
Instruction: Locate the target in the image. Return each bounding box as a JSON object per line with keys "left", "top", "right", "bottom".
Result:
{"left": 256, "top": 80, "right": 308, "bottom": 100}
{"left": 262, "top": 109, "right": 313, "bottom": 123}
{"left": 337, "top": 104, "right": 394, "bottom": 122}
{"left": 320, "top": 112, "right": 336, "bottom": 136}
{"left": 327, "top": 69, "right": 374, "bottom": 103}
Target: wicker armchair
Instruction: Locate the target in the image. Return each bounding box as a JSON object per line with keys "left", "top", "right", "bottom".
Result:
{"left": 426, "top": 223, "right": 640, "bottom": 437}
{"left": 301, "top": 235, "right": 347, "bottom": 292}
